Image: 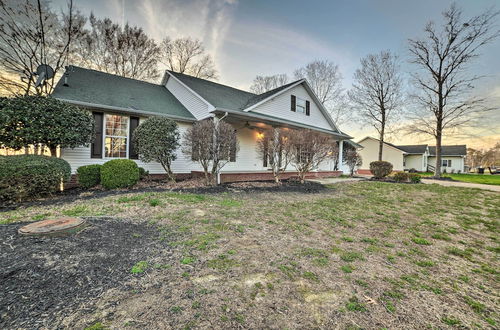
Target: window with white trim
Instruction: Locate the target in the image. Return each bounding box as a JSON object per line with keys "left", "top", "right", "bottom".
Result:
{"left": 104, "top": 114, "right": 129, "bottom": 158}
{"left": 441, "top": 159, "right": 452, "bottom": 167}
{"left": 295, "top": 97, "right": 306, "bottom": 113}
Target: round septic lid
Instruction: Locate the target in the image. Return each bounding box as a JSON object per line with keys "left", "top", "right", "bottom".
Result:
{"left": 19, "top": 217, "right": 86, "bottom": 235}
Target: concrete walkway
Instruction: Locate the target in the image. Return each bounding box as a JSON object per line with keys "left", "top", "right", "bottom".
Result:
{"left": 422, "top": 178, "right": 500, "bottom": 192}
{"left": 308, "top": 177, "right": 365, "bottom": 184}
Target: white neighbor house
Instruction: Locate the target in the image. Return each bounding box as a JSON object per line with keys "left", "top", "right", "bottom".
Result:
{"left": 357, "top": 137, "right": 466, "bottom": 173}
{"left": 52, "top": 66, "right": 353, "bottom": 183}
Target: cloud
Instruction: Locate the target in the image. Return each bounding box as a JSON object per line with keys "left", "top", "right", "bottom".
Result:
{"left": 219, "top": 20, "right": 357, "bottom": 89}
{"left": 136, "top": 0, "right": 237, "bottom": 61}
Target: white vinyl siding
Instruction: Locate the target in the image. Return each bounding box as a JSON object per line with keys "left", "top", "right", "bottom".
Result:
{"left": 165, "top": 77, "right": 211, "bottom": 120}
{"left": 61, "top": 120, "right": 197, "bottom": 174}
{"left": 250, "top": 84, "right": 334, "bottom": 131}
{"left": 404, "top": 155, "right": 425, "bottom": 172}
{"left": 357, "top": 138, "right": 405, "bottom": 171}
{"left": 428, "top": 156, "right": 465, "bottom": 173}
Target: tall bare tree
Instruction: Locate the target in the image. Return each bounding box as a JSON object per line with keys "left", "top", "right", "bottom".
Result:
{"left": 294, "top": 60, "right": 346, "bottom": 127}
{"left": 348, "top": 51, "right": 403, "bottom": 161}
{"left": 182, "top": 118, "right": 238, "bottom": 185}
{"left": 407, "top": 4, "right": 499, "bottom": 177}
{"left": 0, "top": 0, "right": 86, "bottom": 95}
{"left": 256, "top": 127, "right": 293, "bottom": 183}
{"left": 161, "top": 37, "right": 217, "bottom": 79}
{"left": 76, "top": 14, "right": 161, "bottom": 81}
{"left": 249, "top": 74, "right": 289, "bottom": 94}
{"left": 289, "top": 129, "right": 336, "bottom": 183}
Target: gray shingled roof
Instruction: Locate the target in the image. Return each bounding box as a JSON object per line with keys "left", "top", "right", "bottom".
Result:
{"left": 52, "top": 66, "right": 195, "bottom": 120}
{"left": 396, "top": 145, "right": 428, "bottom": 154}
{"left": 242, "top": 79, "right": 303, "bottom": 109}
{"left": 168, "top": 71, "right": 257, "bottom": 110}
{"left": 429, "top": 145, "right": 467, "bottom": 156}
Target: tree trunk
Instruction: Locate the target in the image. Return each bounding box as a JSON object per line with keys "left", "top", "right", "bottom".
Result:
{"left": 434, "top": 131, "right": 442, "bottom": 178}
{"left": 50, "top": 146, "right": 58, "bottom": 157}
{"left": 378, "top": 125, "right": 385, "bottom": 161}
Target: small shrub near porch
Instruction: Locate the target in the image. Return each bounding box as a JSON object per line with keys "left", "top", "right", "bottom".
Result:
{"left": 100, "top": 159, "right": 140, "bottom": 189}
{"left": 77, "top": 164, "right": 102, "bottom": 188}
{"left": 0, "top": 155, "right": 71, "bottom": 202}
{"left": 370, "top": 161, "right": 393, "bottom": 179}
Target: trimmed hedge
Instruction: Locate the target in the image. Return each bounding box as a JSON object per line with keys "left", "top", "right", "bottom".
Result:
{"left": 393, "top": 172, "right": 409, "bottom": 183}
{"left": 77, "top": 164, "right": 102, "bottom": 188}
{"left": 0, "top": 155, "right": 71, "bottom": 203}
{"left": 100, "top": 159, "right": 139, "bottom": 189}
{"left": 409, "top": 173, "right": 422, "bottom": 183}
{"left": 138, "top": 167, "right": 149, "bottom": 179}
{"left": 370, "top": 161, "right": 393, "bottom": 179}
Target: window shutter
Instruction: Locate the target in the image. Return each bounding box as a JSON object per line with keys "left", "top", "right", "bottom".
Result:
{"left": 129, "top": 116, "right": 140, "bottom": 159}
{"left": 291, "top": 95, "right": 296, "bottom": 112}
{"left": 263, "top": 139, "right": 268, "bottom": 167}
{"left": 305, "top": 100, "right": 310, "bottom": 116}
{"left": 192, "top": 144, "right": 199, "bottom": 161}
{"left": 91, "top": 112, "right": 103, "bottom": 158}
{"left": 229, "top": 132, "right": 237, "bottom": 162}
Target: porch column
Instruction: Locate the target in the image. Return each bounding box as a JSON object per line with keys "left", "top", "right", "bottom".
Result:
{"left": 338, "top": 140, "right": 343, "bottom": 172}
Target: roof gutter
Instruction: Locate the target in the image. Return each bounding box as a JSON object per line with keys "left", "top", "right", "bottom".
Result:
{"left": 54, "top": 98, "right": 196, "bottom": 122}
{"left": 212, "top": 108, "right": 352, "bottom": 139}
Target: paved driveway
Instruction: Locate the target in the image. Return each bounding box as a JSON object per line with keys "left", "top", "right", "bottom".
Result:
{"left": 422, "top": 178, "right": 500, "bottom": 192}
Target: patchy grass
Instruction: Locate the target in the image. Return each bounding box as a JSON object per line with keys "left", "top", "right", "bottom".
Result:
{"left": 130, "top": 261, "right": 149, "bottom": 274}
{"left": 1, "top": 182, "right": 499, "bottom": 329}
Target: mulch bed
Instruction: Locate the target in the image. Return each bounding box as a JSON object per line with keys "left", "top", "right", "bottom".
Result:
{"left": 1, "top": 180, "right": 327, "bottom": 211}
{"left": 0, "top": 217, "right": 176, "bottom": 329}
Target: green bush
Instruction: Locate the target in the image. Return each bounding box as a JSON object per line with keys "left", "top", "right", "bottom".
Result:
{"left": 409, "top": 173, "right": 422, "bottom": 183}
{"left": 370, "top": 161, "right": 393, "bottom": 178}
{"left": 0, "top": 155, "right": 71, "bottom": 203}
{"left": 393, "top": 172, "right": 409, "bottom": 183}
{"left": 138, "top": 167, "right": 149, "bottom": 179}
{"left": 100, "top": 159, "right": 139, "bottom": 189}
{"left": 76, "top": 164, "right": 102, "bottom": 188}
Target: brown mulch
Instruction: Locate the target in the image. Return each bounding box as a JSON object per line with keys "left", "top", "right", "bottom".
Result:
{"left": 0, "top": 217, "right": 180, "bottom": 329}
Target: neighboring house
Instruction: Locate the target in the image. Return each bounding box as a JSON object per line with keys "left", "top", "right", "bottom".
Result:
{"left": 51, "top": 66, "right": 353, "bottom": 183}
{"left": 357, "top": 137, "right": 405, "bottom": 171}
{"left": 428, "top": 146, "right": 467, "bottom": 173}
{"left": 357, "top": 137, "right": 466, "bottom": 173}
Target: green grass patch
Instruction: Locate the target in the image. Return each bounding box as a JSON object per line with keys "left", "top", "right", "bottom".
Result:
{"left": 131, "top": 261, "right": 149, "bottom": 274}
{"left": 345, "top": 296, "right": 367, "bottom": 312}
{"left": 412, "top": 237, "right": 431, "bottom": 245}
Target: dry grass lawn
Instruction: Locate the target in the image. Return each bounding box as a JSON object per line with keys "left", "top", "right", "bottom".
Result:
{"left": 1, "top": 181, "right": 499, "bottom": 329}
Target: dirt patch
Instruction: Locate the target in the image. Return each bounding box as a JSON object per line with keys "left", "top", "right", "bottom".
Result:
{"left": 1, "top": 180, "right": 326, "bottom": 211}
{"left": 0, "top": 217, "right": 179, "bottom": 329}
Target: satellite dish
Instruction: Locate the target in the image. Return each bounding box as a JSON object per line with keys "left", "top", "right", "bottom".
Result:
{"left": 34, "top": 64, "right": 55, "bottom": 87}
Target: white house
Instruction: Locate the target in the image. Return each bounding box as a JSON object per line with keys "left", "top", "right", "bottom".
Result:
{"left": 52, "top": 66, "right": 353, "bottom": 183}
{"left": 357, "top": 137, "right": 466, "bottom": 173}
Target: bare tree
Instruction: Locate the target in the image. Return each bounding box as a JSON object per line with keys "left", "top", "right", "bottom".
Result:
{"left": 256, "top": 127, "right": 293, "bottom": 183}
{"left": 348, "top": 51, "right": 403, "bottom": 161}
{"left": 0, "top": 0, "right": 86, "bottom": 95}
{"left": 407, "top": 4, "right": 500, "bottom": 177}
{"left": 249, "top": 74, "right": 289, "bottom": 94}
{"left": 161, "top": 37, "right": 217, "bottom": 79}
{"left": 294, "top": 60, "right": 347, "bottom": 127}
{"left": 182, "top": 118, "right": 238, "bottom": 185}
{"left": 343, "top": 149, "right": 363, "bottom": 176}
{"left": 76, "top": 14, "right": 160, "bottom": 81}
{"left": 289, "top": 129, "right": 336, "bottom": 183}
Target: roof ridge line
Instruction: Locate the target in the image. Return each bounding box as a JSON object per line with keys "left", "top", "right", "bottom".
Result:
{"left": 167, "top": 70, "right": 257, "bottom": 96}
{"left": 68, "top": 65, "right": 162, "bottom": 87}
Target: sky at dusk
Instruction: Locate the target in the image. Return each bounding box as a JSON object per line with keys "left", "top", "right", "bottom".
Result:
{"left": 51, "top": 0, "right": 500, "bottom": 148}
